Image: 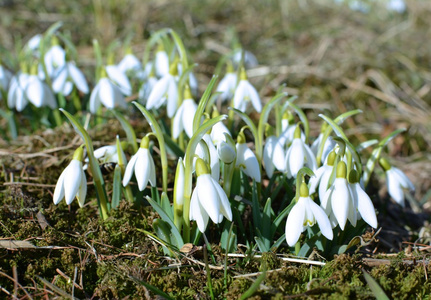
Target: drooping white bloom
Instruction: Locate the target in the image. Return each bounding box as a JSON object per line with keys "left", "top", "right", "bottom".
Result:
{"left": 210, "top": 120, "right": 231, "bottom": 145}
{"left": 83, "top": 142, "right": 127, "bottom": 170}
{"left": 380, "top": 158, "right": 415, "bottom": 207}
{"left": 89, "top": 76, "right": 127, "bottom": 113}
{"left": 26, "top": 34, "right": 42, "bottom": 52}
{"left": 122, "top": 136, "right": 156, "bottom": 191}
{"left": 0, "top": 65, "right": 13, "bottom": 97}
{"left": 216, "top": 71, "right": 237, "bottom": 103}
{"left": 195, "top": 134, "right": 220, "bottom": 182}
{"left": 155, "top": 48, "right": 169, "bottom": 77}
{"left": 138, "top": 75, "right": 158, "bottom": 105}
{"left": 44, "top": 43, "right": 66, "bottom": 78}
{"left": 232, "top": 49, "right": 258, "bottom": 68}
{"left": 217, "top": 140, "right": 236, "bottom": 164}
{"left": 233, "top": 68, "right": 262, "bottom": 113}
{"left": 285, "top": 183, "right": 333, "bottom": 246}
{"left": 321, "top": 161, "right": 357, "bottom": 230}
{"left": 235, "top": 132, "right": 261, "bottom": 183}
{"left": 7, "top": 72, "right": 29, "bottom": 111}
{"left": 146, "top": 70, "right": 178, "bottom": 118}
{"left": 348, "top": 170, "right": 377, "bottom": 229}
{"left": 52, "top": 61, "right": 89, "bottom": 95}
{"left": 172, "top": 93, "right": 197, "bottom": 139}
{"left": 311, "top": 133, "right": 336, "bottom": 164}
{"left": 284, "top": 126, "right": 317, "bottom": 178}
{"left": 25, "top": 73, "right": 57, "bottom": 109}
{"left": 387, "top": 0, "right": 406, "bottom": 13}
{"left": 190, "top": 158, "right": 232, "bottom": 232}
{"left": 118, "top": 50, "right": 142, "bottom": 75}
{"left": 53, "top": 146, "right": 87, "bottom": 207}
{"left": 263, "top": 135, "right": 278, "bottom": 178}
{"left": 105, "top": 65, "right": 132, "bottom": 96}
{"left": 173, "top": 157, "right": 185, "bottom": 206}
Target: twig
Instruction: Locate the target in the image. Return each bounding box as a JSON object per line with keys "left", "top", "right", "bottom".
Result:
{"left": 227, "top": 253, "right": 326, "bottom": 266}
{"left": 55, "top": 269, "right": 82, "bottom": 290}
{"left": 0, "top": 270, "right": 33, "bottom": 299}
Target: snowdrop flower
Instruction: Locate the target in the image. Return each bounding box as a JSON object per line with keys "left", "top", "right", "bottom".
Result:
{"left": 177, "top": 63, "right": 199, "bottom": 96}
{"left": 25, "top": 65, "right": 57, "bottom": 109}
{"left": 217, "top": 140, "right": 236, "bottom": 164}
{"left": 146, "top": 62, "right": 178, "bottom": 118}
{"left": 190, "top": 158, "right": 232, "bottom": 232}
{"left": 7, "top": 71, "right": 29, "bottom": 111}
{"left": 210, "top": 111, "right": 231, "bottom": 144}
{"left": 379, "top": 158, "right": 415, "bottom": 207}
{"left": 155, "top": 44, "right": 169, "bottom": 77}
{"left": 233, "top": 67, "right": 262, "bottom": 113}
{"left": 321, "top": 161, "right": 357, "bottom": 230}
{"left": 195, "top": 134, "right": 220, "bottom": 182}
{"left": 235, "top": 131, "right": 261, "bottom": 182}
{"left": 309, "top": 151, "right": 336, "bottom": 200}
{"left": 26, "top": 34, "right": 42, "bottom": 52}
{"left": 118, "top": 47, "right": 142, "bottom": 76}
{"left": 105, "top": 63, "right": 132, "bottom": 96}
{"left": 52, "top": 61, "right": 89, "bottom": 96}
{"left": 53, "top": 146, "right": 87, "bottom": 207}
{"left": 348, "top": 169, "right": 377, "bottom": 228}
{"left": 262, "top": 125, "right": 278, "bottom": 178}
{"left": 232, "top": 49, "right": 258, "bottom": 68}
{"left": 387, "top": 0, "right": 406, "bottom": 13}
{"left": 172, "top": 87, "right": 197, "bottom": 139}
{"left": 44, "top": 37, "right": 66, "bottom": 78}
{"left": 122, "top": 136, "right": 156, "bottom": 191}
{"left": 83, "top": 142, "right": 128, "bottom": 170}
{"left": 284, "top": 126, "right": 317, "bottom": 178}
{"left": 311, "top": 124, "right": 336, "bottom": 164}
{"left": 285, "top": 182, "right": 333, "bottom": 246}
{"left": 89, "top": 69, "right": 127, "bottom": 113}
{"left": 216, "top": 63, "right": 237, "bottom": 103}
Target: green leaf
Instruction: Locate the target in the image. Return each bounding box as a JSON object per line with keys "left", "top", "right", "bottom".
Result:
{"left": 251, "top": 181, "right": 262, "bottom": 231}
{"left": 231, "top": 108, "right": 258, "bottom": 146}
{"left": 130, "top": 275, "right": 175, "bottom": 300}
{"left": 362, "top": 269, "right": 390, "bottom": 300}
{"left": 255, "top": 235, "right": 269, "bottom": 252}
{"left": 193, "top": 75, "right": 218, "bottom": 133}
{"left": 160, "top": 192, "right": 174, "bottom": 221}
{"left": 261, "top": 198, "right": 273, "bottom": 249}
{"left": 111, "top": 165, "right": 122, "bottom": 210}
{"left": 111, "top": 110, "right": 138, "bottom": 153}
{"left": 239, "top": 267, "right": 266, "bottom": 300}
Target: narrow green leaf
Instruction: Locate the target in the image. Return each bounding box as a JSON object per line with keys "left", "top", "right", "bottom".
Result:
{"left": 193, "top": 75, "right": 218, "bottom": 133}
{"left": 261, "top": 198, "right": 273, "bottom": 249}
{"left": 161, "top": 192, "right": 174, "bottom": 221}
{"left": 255, "top": 235, "right": 269, "bottom": 252}
{"left": 378, "top": 128, "right": 406, "bottom": 147}
{"left": 239, "top": 267, "right": 266, "bottom": 300}
{"left": 111, "top": 110, "right": 138, "bottom": 152}
{"left": 111, "top": 165, "right": 122, "bottom": 210}
{"left": 362, "top": 269, "right": 390, "bottom": 300}
{"left": 130, "top": 275, "right": 175, "bottom": 300}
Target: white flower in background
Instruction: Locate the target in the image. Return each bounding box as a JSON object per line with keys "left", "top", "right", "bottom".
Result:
{"left": 311, "top": 130, "right": 336, "bottom": 164}
{"left": 83, "top": 142, "right": 128, "bottom": 170}
{"left": 380, "top": 158, "right": 415, "bottom": 207}
{"left": 321, "top": 161, "right": 357, "bottom": 230}
{"left": 285, "top": 182, "right": 333, "bottom": 246}
{"left": 284, "top": 126, "right": 317, "bottom": 178}
{"left": 25, "top": 71, "right": 57, "bottom": 109}
{"left": 348, "top": 169, "right": 377, "bottom": 229}
{"left": 146, "top": 63, "right": 178, "bottom": 118}
{"left": 232, "top": 49, "right": 258, "bottom": 68}
{"left": 26, "top": 34, "right": 42, "bottom": 52}
{"left": 118, "top": 48, "right": 142, "bottom": 75}
{"left": 309, "top": 151, "right": 336, "bottom": 200}
{"left": 105, "top": 64, "right": 132, "bottom": 96}
{"left": 387, "top": 0, "right": 406, "bottom": 12}
{"left": 235, "top": 132, "right": 261, "bottom": 182}
{"left": 89, "top": 70, "right": 127, "bottom": 113}
{"left": 44, "top": 37, "right": 66, "bottom": 78}
{"left": 0, "top": 64, "right": 13, "bottom": 98}
{"left": 190, "top": 158, "right": 232, "bottom": 232}
{"left": 210, "top": 118, "right": 231, "bottom": 145}
{"left": 52, "top": 61, "right": 89, "bottom": 95}
{"left": 53, "top": 146, "right": 87, "bottom": 207}
{"left": 138, "top": 74, "right": 158, "bottom": 105}
{"left": 233, "top": 67, "right": 262, "bottom": 113}
{"left": 262, "top": 126, "right": 278, "bottom": 178}
{"left": 217, "top": 140, "right": 236, "bottom": 164}
{"left": 155, "top": 46, "right": 169, "bottom": 77}
{"left": 122, "top": 136, "right": 156, "bottom": 191}
{"left": 172, "top": 87, "right": 197, "bottom": 139}
{"left": 216, "top": 69, "right": 237, "bottom": 104}
{"left": 7, "top": 72, "right": 29, "bottom": 111}
{"left": 177, "top": 63, "right": 199, "bottom": 96}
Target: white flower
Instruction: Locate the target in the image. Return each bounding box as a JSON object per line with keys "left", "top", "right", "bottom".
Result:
{"left": 83, "top": 143, "right": 127, "bottom": 170}
{"left": 217, "top": 140, "right": 236, "bottom": 164}
{"left": 138, "top": 75, "right": 158, "bottom": 105}
{"left": 284, "top": 127, "right": 317, "bottom": 178}
{"left": 7, "top": 73, "right": 29, "bottom": 111}
{"left": 348, "top": 170, "right": 377, "bottom": 229}
{"left": 285, "top": 183, "right": 333, "bottom": 246}
{"left": 263, "top": 135, "right": 278, "bottom": 178}
{"left": 53, "top": 147, "right": 87, "bottom": 207}
{"left": 105, "top": 65, "right": 132, "bottom": 96}
{"left": 172, "top": 97, "right": 197, "bottom": 139}
{"left": 195, "top": 134, "right": 220, "bottom": 182}
{"left": 190, "top": 158, "right": 232, "bottom": 232}
{"left": 216, "top": 71, "right": 237, "bottom": 103}
{"left": 155, "top": 49, "right": 169, "bottom": 77}
{"left": 232, "top": 49, "right": 258, "bottom": 68}
{"left": 52, "top": 61, "right": 89, "bottom": 95}
{"left": 173, "top": 157, "right": 185, "bottom": 206}
{"left": 118, "top": 52, "right": 142, "bottom": 75}
{"left": 44, "top": 44, "right": 66, "bottom": 78}
{"left": 380, "top": 158, "right": 415, "bottom": 207}
{"left": 272, "top": 123, "right": 304, "bottom": 172}
{"left": 321, "top": 162, "right": 357, "bottom": 230}
{"left": 311, "top": 133, "right": 336, "bottom": 164}
{"left": 387, "top": 0, "right": 405, "bottom": 13}
{"left": 89, "top": 76, "right": 127, "bottom": 113}
{"left": 122, "top": 136, "right": 156, "bottom": 191}
{"left": 25, "top": 73, "right": 57, "bottom": 109}
{"left": 146, "top": 72, "right": 178, "bottom": 118}
{"left": 0, "top": 65, "right": 13, "bottom": 97}
{"left": 26, "top": 34, "right": 42, "bottom": 52}
{"left": 233, "top": 69, "right": 262, "bottom": 113}
{"left": 235, "top": 132, "right": 261, "bottom": 183}
{"left": 210, "top": 120, "right": 231, "bottom": 145}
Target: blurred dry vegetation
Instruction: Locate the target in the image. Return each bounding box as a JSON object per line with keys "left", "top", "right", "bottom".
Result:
{"left": 1, "top": 0, "right": 431, "bottom": 298}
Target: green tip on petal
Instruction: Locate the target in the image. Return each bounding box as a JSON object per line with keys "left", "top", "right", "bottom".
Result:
{"left": 140, "top": 136, "right": 150, "bottom": 149}
{"left": 212, "top": 106, "right": 220, "bottom": 118}
{"left": 125, "top": 47, "right": 133, "bottom": 55}
{"left": 195, "top": 157, "right": 210, "bottom": 177}
{"left": 51, "top": 35, "right": 60, "bottom": 46}
{"left": 379, "top": 157, "right": 392, "bottom": 172}
{"left": 348, "top": 169, "right": 359, "bottom": 184}
{"left": 327, "top": 151, "right": 336, "bottom": 166}
{"left": 237, "top": 131, "right": 246, "bottom": 144}
{"left": 100, "top": 67, "right": 107, "bottom": 78}
{"left": 293, "top": 124, "right": 302, "bottom": 139}
{"left": 169, "top": 61, "right": 178, "bottom": 76}
{"left": 239, "top": 67, "right": 247, "bottom": 80}
{"left": 226, "top": 61, "right": 234, "bottom": 73}
{"left": 20, "top": 62, "right": 28, "bottom": 74}
{"left": 72, "top": 145, "right": 85, "bottom": 162}
{"left": 299, "top": 182, "right": 309, "bottom": 197}
{"left": 283, "top": 111, "right": 294, "bottom": 124}
{"left": 265, "top": 124, "right": 274, "bottom": 137}
{"left": 184, "top": 84, "right": 193, "bottom": 100}
{"left": 336, "top": 161, "right": 347, "bottom": 179}
{"left": 30, "top": 63, "right": 38, "bottom": 75}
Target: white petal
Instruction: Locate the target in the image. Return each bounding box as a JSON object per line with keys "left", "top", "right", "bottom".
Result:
{"left": 392, "top": 167, "right": 415, "bottom": 191}
{"left": 155, "top": 51, "right": 169, "bottom": 77}
{"left": 182, "top": 99, "right": 197, "bottom": 138}
{"left": 190, "top": 189, "right": 209, "bottom": 232}
{"left": 308, "top": 198, "right": 333, "bottom": 240}
{"left": 213, "top": 180, "right": 232, "bottom": 221}
{"left": 52, "top": 66, "right": 68, "bottom": 93}
{"left": 122, "top": 152, "right": 138, "bottom": 186}
{"left": 146, "top": 76, "right": 169, "bottom": 110}
{"left": 285, "top": 200, "right": 306, "bottom": 246}
{"left": 285, "top": 139, "right": 305, "bottom": 178}
{"left": 68, "top": 63, "right": 89, "bottom": 93}
{"left": 331, "top": 178, "right": 350, "bottom": 230}
{"left": 166, "top": 77, "right": 178, "bottom": 118}
{"left": 64, "top": 160, "right": 83, "bottom": 205}
{"left": 245, "top": 81, "right": 262, "bottom": 112}
{"left": 387, "top": 169, "right": 405, "bottom": 206}
{"left": 308, "top": 165, "right": 325, "bottom": 195}
{"left": 197, "top": 174, "right": 221, "bottom": 223}
{"left": 272, "top": 136, "right": 287, "bottom": 172}
{"left": 233, "top": 81, "right": 247, "bottom": 112}
{"left": 53, "top": 169, "right": 67, "bottom": 204}
{"left": 25, "top": 76, "right": 44, "bottom": 107}
{"left": 172, "top": 104, "right": 185, "bottom": 139}
{"left": 76, "top": 171, "right": 87, "bottom": 207}
{"left": 352, "top": 183, "right": 377, "bottom": 228}
{"left": 89, "top": 82, "right": 101, "bottom": 113}
{"left": 106, "top": 65, "right": 132, "bottom": 96}
{"left": 148, "top": 153, "right": 156, "bottom": 187}
{"left": 263, "top": 136, "right": 277, "bottom": 178}
{"left": 134, "top": 149, "right": 151, "bottom": 191}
